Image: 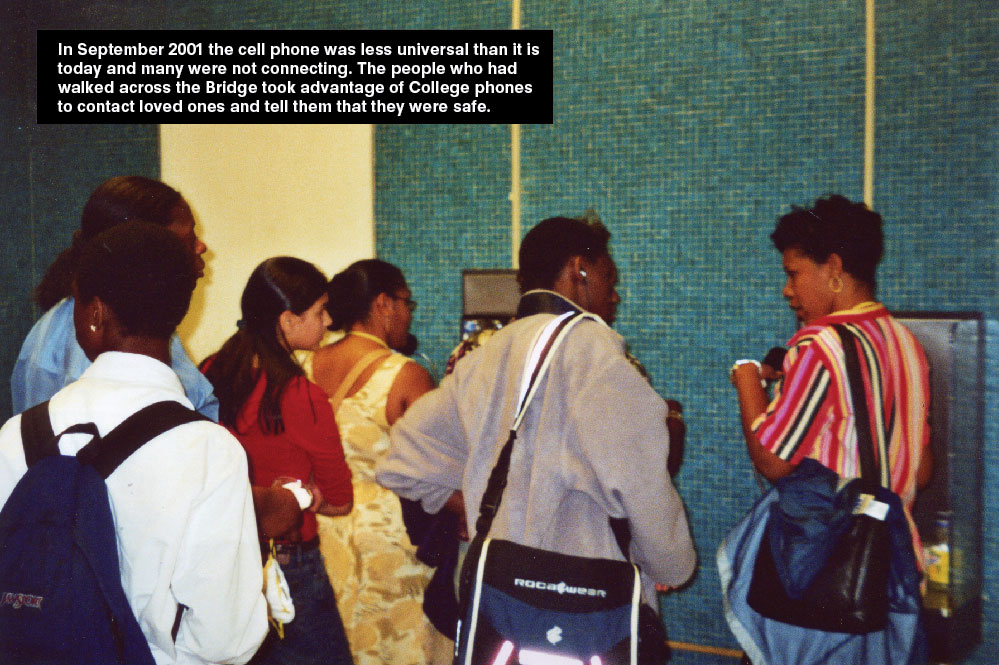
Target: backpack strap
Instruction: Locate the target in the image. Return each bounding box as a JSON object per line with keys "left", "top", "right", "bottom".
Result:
{"left": 20, "top": 401, "right": 57, "bottom": 467}
{"left": 21, "top": 400, "right": 100, "bottom": 467}
{"left": 833, "top": 324, "right": 886, "bottom": 489}
{"left": 77, "top": 401, "right": 210, "bottom": 479}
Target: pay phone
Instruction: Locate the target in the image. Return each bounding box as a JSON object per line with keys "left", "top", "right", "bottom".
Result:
{"left": 461, "top": 269, "right": 520, "bottom": 339}
{"left": 897, "top": 312, "right": 984, "bottom": 663}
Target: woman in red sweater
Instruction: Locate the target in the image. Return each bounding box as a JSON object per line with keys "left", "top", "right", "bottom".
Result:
{"left": 203, "top": 256, "right": 353, "bottom": 665}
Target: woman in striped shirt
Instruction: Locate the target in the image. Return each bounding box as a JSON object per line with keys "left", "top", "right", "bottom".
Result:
{"left": 731, "top": 194, "right": 932, "bottom": 535}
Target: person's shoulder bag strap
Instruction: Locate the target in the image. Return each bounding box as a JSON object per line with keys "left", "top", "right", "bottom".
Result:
{"left": 20, "top": 397, "right": 209, "bottom": 479}
{"left": 20, "top": 401, "right": 59, "bottom": 466}
{"left": 832, "top": 323, "right": 886, "bottom": 488}
{"left": 473, "top": 311, "right": 593, "bottom": 539}
{"left": 76, "top": 400, "right": 210, "bottom": 479}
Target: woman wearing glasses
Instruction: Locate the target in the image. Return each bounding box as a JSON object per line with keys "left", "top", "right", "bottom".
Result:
{"left": 308, "top": 259, "right": 439, "bottom": 665}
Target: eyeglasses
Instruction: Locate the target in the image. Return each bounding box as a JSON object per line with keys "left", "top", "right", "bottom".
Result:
{"left": 391, "top": 294, "right": 418, "bottom": 313}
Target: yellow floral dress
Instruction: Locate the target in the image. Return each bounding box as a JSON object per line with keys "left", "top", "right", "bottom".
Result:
{"left": 313, "top": 352, "right": 435, "bottom": 665}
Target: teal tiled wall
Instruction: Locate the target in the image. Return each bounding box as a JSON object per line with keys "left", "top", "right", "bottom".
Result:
{"left": 375, "top": 124, "right": 512, "bottom": 378}
{"left": 3, "top": 1, "right": 996, "bottom": 662}
{"left": 372, "top": 2, "right": 999, "bottom": 663}
{"left": 0, "top": 2, "right": 161, "bottom": 420}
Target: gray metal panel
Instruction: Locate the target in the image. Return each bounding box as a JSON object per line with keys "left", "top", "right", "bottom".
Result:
{"left": 896, "top": 313, "right": 984, "bottom": 616}
{"left": 462, "top": 270, "right": 520, "bottom": 318}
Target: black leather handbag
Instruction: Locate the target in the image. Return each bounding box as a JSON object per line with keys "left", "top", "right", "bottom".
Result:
{"left": 746, "top": 324, "right": 892, "bottom": 634}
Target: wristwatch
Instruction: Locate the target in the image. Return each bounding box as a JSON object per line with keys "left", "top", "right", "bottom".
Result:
{"left": 730, "top": 358, "right": 766, "bottom": 388}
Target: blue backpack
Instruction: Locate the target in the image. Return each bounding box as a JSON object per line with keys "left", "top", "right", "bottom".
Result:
{"left": 0, "top": 400, "right": 207, "bottom": 664}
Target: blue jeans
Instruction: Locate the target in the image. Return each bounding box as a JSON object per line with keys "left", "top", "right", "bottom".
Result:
{"left": 250, "top": 547, "right": 353, "bottom": 665}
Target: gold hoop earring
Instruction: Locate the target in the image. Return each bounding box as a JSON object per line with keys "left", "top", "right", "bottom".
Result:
{"left": 829, "top": 275, "right": 843, "bottom": 294}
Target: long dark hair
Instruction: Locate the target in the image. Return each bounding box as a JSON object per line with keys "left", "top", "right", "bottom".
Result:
{"left": 35, "top": 176, "right": 187, "bottom": 311}
{"left": 326, "top": 259, "right": 406, "bottom": 330}
{"left": 203, "top": 257, "right": 328, "bottom": 434}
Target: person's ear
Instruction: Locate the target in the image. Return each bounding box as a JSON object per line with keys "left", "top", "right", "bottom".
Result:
{"left": 825, "top": 252, "right": 844, "bottom": 278}
{"left": 277, "top": 310, "right": 298, "bottom": 340}
{"left": 91, "top": 297, "right": 110, "bottom": 332}
{"left": 569, "top": 256, "right": 587, "bottom": 285}
{"left": 74, "top": 296, "right": 103, "bottom": 360}
{"left": 85, "top": 297, "right": 122, "bottom": 356}
{"left": 372, "top": 292, "right": 394, "bottom": 315}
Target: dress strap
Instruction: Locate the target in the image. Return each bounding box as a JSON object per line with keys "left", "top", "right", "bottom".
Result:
{"left": 328, "top": 349, "right": 393, "bottom": 412}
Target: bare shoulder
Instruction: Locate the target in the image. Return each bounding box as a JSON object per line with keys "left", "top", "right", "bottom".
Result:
{"left": 386, "top": 358, "right": 435, "bottom": 424}
{"left": 312, "top": 339, "right": 351, "bottom": 367}
{"left": 311, "top": 339, "right": 356, "bottom": 392}
{"left": 393, "top": 359, "right": 435, "bottom": 398}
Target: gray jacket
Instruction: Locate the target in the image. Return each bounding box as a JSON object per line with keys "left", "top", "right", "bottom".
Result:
{"left": 377, "top": 308, "right": 696, "bottom": 603}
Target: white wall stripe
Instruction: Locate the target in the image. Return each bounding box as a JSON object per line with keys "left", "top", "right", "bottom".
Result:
{"left": 511, "top": 0, "right": 523, "bottom": 268}
{"left": 864, "top": 0, "right": 876, "bottom": 207}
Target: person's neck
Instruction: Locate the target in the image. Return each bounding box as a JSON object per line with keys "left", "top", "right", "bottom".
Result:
{"left": 113, "top": 337, "right": 172, "bottom": 365}
{"left": 347, "top": 327, "right": 389, "bottom": 348}
{"left": 833, "top": 286, "right": 876, "bottom": 314}
{"left": 516, "top": 289, "right": 583, "bottom": 318}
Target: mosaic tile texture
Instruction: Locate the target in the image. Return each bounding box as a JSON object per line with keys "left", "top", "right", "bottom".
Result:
{"left": 1, "top": 1, "right": 162, "bottom": 419}
{"left": 2, "top": 1, "right": 996, "bottom": 663}
{"left": 372, "top": 2, "right": 999, "bottom": 662}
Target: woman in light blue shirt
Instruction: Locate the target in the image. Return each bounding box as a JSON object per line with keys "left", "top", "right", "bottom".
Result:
{"left": 11, "top": 175, "right": 217, "bottom": 420}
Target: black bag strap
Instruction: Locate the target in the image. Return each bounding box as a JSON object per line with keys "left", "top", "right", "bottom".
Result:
{"left": 474, "top": 312, "right": 590, "bottom": 539}
{"left": 78, "top": 401, "right": 210, "bottom": 479}
{"left": 20, "top": 400, "right": 209, "bottom": 479}
{"left": 21, "top": 400, "right": 99, "bottom": 467}
{"left": 21, "top": 401, "right": 58, "bottom": 466}
{"left": 833, "top": 324, "right": 888, "bottom": 489}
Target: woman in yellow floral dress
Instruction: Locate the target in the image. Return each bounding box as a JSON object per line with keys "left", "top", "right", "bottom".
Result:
{"left": 307, "top": 259, "right": 443, "bottom": 665}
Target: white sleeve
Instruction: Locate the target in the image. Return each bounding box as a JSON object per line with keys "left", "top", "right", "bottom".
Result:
{"left": 0, "top": 415, "right": 28, "bottom": 509}
{"left": 171, "top": 428, "right": 267, "bottom": 665}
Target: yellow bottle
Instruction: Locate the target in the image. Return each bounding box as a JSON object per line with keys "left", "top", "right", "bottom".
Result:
{"left": 923, "top": 514, "right": 951, "bottom": 616}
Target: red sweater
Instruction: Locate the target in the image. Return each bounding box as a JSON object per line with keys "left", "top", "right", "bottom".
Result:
{"left": 231, "top": 374, "right": 352, "bottom": 543}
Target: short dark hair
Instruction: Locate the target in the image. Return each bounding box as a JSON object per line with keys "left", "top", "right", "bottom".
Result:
{"left": 75, "top": 221, "right": 197, "bottom": 339}
{"left": 80, "top": 176, "right": 185, "bottom": 239}
{"left": 517, "top": 217, "right": 612, "bottom": 292}
{"left": 35, "top": 176, "right": 189, "bottom": 311}
{"left": 770, "top": 194, "right": 884, "bottom": 288}
{"left": 326, "top": 259, "right": 407, "bottom": 330}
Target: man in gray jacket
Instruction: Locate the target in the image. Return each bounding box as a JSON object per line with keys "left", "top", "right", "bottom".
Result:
{"left": 377, "top": 216, "right": 696, "bottom": 608}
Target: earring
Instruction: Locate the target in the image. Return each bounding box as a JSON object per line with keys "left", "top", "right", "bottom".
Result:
{"left": 829, "top": 275, "right": 843, "bottom": 294}
{"left": 90, "top": 324, "right": 97, "bottom": 332}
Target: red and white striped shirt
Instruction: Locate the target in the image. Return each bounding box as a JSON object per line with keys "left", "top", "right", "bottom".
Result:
{"left": 753, "top": 302, "right": 930, "bottom": 514}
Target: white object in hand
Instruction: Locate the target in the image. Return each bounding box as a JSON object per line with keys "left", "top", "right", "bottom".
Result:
{"left": 281, "top": 480, "right": 313, "bottom": 510}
